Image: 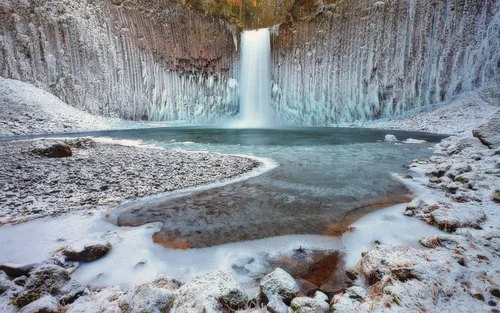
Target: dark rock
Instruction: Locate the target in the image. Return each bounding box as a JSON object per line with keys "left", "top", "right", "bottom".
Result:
{"left": 473, "top": 293, "right": 485, "bottom": 302}
{"left": 492, "top": 288, "right": 500, "bottom": 298}
{"left": 0, "top": 263, "right": 38, "bottom": 278}
{"left": 63, "top": 243, "right": 111, "bottom": 263}
{"left": 32, "top": 144, "right": 72, "bottom": 158}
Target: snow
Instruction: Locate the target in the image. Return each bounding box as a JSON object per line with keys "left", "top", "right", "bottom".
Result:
{"left": 0, "top": 77, "right": 174, "bottom": 137}
{"left": 351, "top": 89, "right": 500, "bottom": 135}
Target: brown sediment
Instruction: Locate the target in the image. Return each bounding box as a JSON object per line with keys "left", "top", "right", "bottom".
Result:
{"left": 325, "top": 194, "right": 414, "bottom": 237}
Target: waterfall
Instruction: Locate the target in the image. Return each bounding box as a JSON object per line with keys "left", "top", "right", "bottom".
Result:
{"left": 236, "top": 28, "right": 274, "bottom": 128}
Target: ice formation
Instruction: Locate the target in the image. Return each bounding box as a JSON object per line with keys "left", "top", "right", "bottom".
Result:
{"left": 271, "top": 0, "right": 500, "bottom": 125}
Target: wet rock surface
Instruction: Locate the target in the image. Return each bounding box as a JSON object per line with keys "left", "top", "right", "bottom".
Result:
{"left": 0, "top": 138, "right": 259, "bottom": 224}
{"left": 62, "top": 243, "right": 111, "bottom": 263}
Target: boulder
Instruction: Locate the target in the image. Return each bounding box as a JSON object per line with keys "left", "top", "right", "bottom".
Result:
{"left": 32, "top": 143, "right": 72, "bottom": 158}
{"left": 260, "top": 268, "right": 299, "bottom": 313}
{"left": 290, "top": 291, "right": 329, "bottom": 313}
{"left": 13, "top": 264, "right": 86, "bottom": 307}
{"left": 19, "top": 295, "right": 60, "bottom": 313}
{"left": 171, "top": 271, "right": 247, "bottom": 313}
{"left": 384, "top": 134, "right": 398, "bottom": 142}
{"left": 404, "top": 197, "right": 426, "bottom": 216}
{"left": 430, "top": 205, "right": 486, "bottom": 232}
{"left": 473, "top": 110, "right": 500, "bottom": 149}
{"left": 63, "top": 243, "right": 111, "bottom": 263}
{"left": 119, "top": 276, "right": 180, "bottom": 313}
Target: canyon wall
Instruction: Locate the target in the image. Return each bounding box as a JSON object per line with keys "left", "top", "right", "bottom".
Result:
{"left": 0, "top": 0, "right": 239, "bottom": 122}
{"left": 271, "top": 0, "right": 500, "bottom": 125}
{"left": 1, "top": 0, "right": 499, "bottom": 125}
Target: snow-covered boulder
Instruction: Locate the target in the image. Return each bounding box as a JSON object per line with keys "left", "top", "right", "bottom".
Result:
{"left": 473, "top": 109, "right": 500, "bottom": 149}
{"left": 260, "top": 268, "right": 299, "bottom": 313}
{"left": 13, "top": 264, "right": 86, "bottom": 307}
{"left": 19, "top": 295, "right": 60, "bottom": 313}
{"left": 290, "top": 291, "right": 329, "bottom": 313}
{"left": 171, "top": 271, "right": 247, "bottom": 313}
{"left": 404, "top": 197, "right": 426, "bottom": 216}
{"left": 384, "top": 134, "right": 398, "bottom": 142}
{"left": 430, "top": 205, "right": 486, "bottom": 232}
{"left": 119, "top": 276, "right": 180, "bottom": 313}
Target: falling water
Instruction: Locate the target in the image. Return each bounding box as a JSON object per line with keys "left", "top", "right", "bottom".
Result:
{"left": 236, "top": 28, "right": 274, "bottom": 128}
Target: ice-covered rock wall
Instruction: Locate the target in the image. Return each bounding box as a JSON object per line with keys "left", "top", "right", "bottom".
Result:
{"left": 0, "top": 0, "right": 239, "bottom": 122}
{"left": 271, "top": 0, "right": 500, "bottom": 126}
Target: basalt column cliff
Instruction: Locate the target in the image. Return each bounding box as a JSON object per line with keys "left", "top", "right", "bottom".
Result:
{"left": 271, "top": 0, "right": 500, "bottom": 125}
{"left": 0, "top": 0, "right": 239, "bottom": 122}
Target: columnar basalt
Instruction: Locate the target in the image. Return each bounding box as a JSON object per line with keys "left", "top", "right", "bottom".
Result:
{"left": 271, "top": 0, "right": 500, "bottom": 125}
{"left": 0, "top": 0, "right": 239, "bottom": 122}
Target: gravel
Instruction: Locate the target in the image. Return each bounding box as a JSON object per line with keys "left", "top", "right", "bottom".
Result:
{"left": 0, "top": 138, "right": 259, "bottom": 224}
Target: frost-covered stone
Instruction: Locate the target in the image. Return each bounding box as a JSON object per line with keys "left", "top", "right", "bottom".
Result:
{"left": 430, "top": 205, "right": 486, "bottom": 232}
{"left": 404, "top": 197, "right": 426, "bottom": 216}
{"left": 19, "top": 295, "right": 59, "bottom": 313}
{"left": 171, "top": 271, "right": 247, "bottom": 313}
{"left": 119, "top": 276, "right": 180, "bottom": 313}
{"left": 260, "top": 268, "right": 299, "bottom": 313}
{"left": 344, "top": 286, "right": 367, "bottom": 300}
{"left": 261, "top": 268, "right": 299, "bottom": 301}
{"left": 473, "top": 110, "right": 500, "bottom": 149}
{"left": 290, "top": 292, "right": 329, "bottom": 313}
{"left": 13, "top": 264, "right": 86, "bottom": 307}
{"left": 384, "top": 134, "right": 398, "bottom": 142}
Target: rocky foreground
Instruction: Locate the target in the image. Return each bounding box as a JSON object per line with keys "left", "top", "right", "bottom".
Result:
{"left": 0, "top": 138, "right": 259, "bottom": 224}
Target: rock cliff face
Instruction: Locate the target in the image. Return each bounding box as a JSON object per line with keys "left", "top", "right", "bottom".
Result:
{"left": 1, "top": 0, "right": 499, "bottom": 125}
{"left": 271, "top": 0, "right": 500, "bottom": 125}
{"left": 0, "top": 0, "right": 239, "bottom": 122}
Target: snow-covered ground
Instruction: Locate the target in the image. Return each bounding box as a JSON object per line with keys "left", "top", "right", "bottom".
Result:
{"left": 346, "top": 86, "right": 500, "bottom": 135}
{"left": 0, "top": 77, "right": 173, "bottom": 137}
